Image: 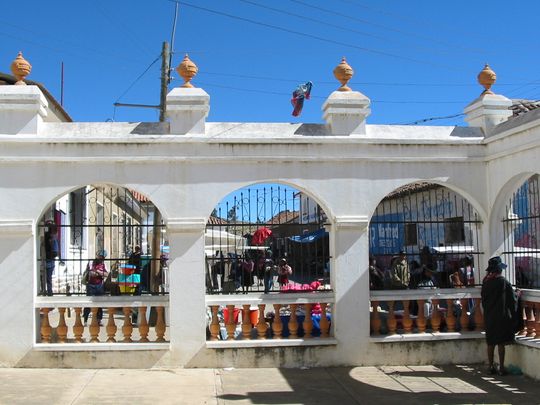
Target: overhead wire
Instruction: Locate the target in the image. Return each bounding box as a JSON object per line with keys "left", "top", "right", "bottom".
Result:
{"left": 197, "top": 81, "right": 466, "bottom": 104}
{"left": 393, "top": 113, "right": 465, "bottom": 125}
{"left": 289, "top": 0, "right": 486, "bottom": 55}
{"left": 198, "top": 70, "right": 529, "bottom": 87}
{"left": 169, "top": 0, "right": 467, "bottom": 72}
{"left": 114, "top": 55, "right": 161, "bottom": 103}
{"left": 237, "top": 0, "right": 485, "bottom": 57}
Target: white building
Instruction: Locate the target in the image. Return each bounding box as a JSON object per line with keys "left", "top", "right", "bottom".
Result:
{"left": 2, "top": 55, "right": 540, "bottom": 377}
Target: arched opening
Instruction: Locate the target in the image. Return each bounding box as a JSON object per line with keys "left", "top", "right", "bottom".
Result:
{"left": 37, "top": 184, "right": 168, "bottom": 296}
{"left": 205, "top": 183, "right": 331, "bottom": 294}
{"left": 369, "top": 182, "right": 483, "bottom": 290}
{"left": 501, "top": 174, "right": 540, "bottom": 288}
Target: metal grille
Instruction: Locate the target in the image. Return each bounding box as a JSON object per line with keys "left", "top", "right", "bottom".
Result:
{"left": 205, "top": 184, "right": 331, "bottom": 294}
{"left": 502, "top": 174, "right": 540, "bottom": 288}
{"left": 38, "top": 185, "right": 168, "bottom": 296}
{"left": 369, "top": 183, "right": 483, "bottom": 288}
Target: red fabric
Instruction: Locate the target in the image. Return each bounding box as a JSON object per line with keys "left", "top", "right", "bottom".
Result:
{"left": 252, "top": 227, "right": 272, "bottom": 245}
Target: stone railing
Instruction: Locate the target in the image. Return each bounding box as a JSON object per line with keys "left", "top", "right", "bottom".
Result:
{"left": 35, "top": 296, "right": 169, "bottom": 348}
{"left": 516, "top": 289, "right": 540, "bottom": 345}
{"left": 370, "top": 288, "right": 484, "bottom": 339}
{"left": 205, "top": 292, "right": 335, "bottom": 347}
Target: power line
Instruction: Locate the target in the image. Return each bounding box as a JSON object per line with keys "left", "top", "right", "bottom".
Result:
{"left": 197, "top": 81, "right": 466, "bottom": 104}
{"left": 198, "top": 70, "right": 530, "bottom": 87}
{"left": 237, "top": 0, "right": 482, "bottom": 58}
{"left": 114, "top": 55, "right": 161, "bottom": 104}
{"left": 289, "top": 0, "right": 486, "bottom": 55}
{"left": 93, "top": 0, "right": 155, "bottom": 57}
{"left": 393, "top": 112, "right": 465, "bottom": 125}
{"left": 170, "top": 1, "right": 465, "bottom": 72}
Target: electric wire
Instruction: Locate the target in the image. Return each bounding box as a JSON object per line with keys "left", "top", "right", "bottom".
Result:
{"left": 198, "top": 70, "right": 528, "bottom": 87}
{"left": 168, "top": 1, "right": 180, "bottom": 84}
{"left": 197, "top": 81, "right": 466, "bottom": 104}
{"left": 289, "top": 0, "right": 486, "bottom": 55}
{"left": 169, "top": 0, "right": 466, "bottom": 72}
{"left": 393, "top": 113, "right": 466, "bottom": 125}
{"left": 93, "top": 0, "right": 155, "bottom": 57}
{"left": 114, "top": 55, "right": 161, "bottom": 103}
{"left": 237, "top": 0, "right": 484, "bottom": 57}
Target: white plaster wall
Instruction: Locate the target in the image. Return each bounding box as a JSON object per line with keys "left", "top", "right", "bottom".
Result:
{"left": 2, "top": 98, "right": 540, "bottom": 367}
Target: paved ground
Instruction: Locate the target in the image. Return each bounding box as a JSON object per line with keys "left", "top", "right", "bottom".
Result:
{"left": 0, "top": 364, "right": 538, "bottom": 405}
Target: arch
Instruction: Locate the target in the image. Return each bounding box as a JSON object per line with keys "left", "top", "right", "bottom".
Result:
{"left": 367, "top": 180, "right": 484, "bottom": 289}
{"left": 36, "top": 182, "right": 168, "bottom": 296}
{"left": 205, "top": 179, "right": 334, "bottom": 227}
{"left": 490, "top": 172, "right": 540, "bottom": 287}
{"left": 205, "top": 181, "right": 331, "bottom": 294}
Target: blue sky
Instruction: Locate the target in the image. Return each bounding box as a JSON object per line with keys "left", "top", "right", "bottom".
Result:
{"left": 2, "top": 1, "right": 539, "bottom": 126}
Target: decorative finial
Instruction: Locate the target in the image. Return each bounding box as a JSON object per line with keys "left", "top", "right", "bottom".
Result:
{"left": 10, "top": 51, "right": 32, "bottom": 85}
{"left": 477, "top": 63, "right": 496, "bottom": 96}
{"left": 333, "top": 57, "right": 354, "bottom": 91}
{"left": 177, "top": 54, "right": 198, "bottom": 88}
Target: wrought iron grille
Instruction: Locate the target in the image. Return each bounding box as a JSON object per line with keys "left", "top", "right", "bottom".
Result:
{"left": 369, "top": 183, "right": 483, "bottom": 289}
{"left": 38, "top": 185, "right": 168, "bottom": 296}
{"left": 502, "top": 174, "right": 540, "bottom": 288}
{"left": 206, "top": 184, "right": 331, "bottom": 294}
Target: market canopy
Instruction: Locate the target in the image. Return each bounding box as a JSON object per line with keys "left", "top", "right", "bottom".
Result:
{"left": 289, "top": 228, "right": 328, "bottom": 243}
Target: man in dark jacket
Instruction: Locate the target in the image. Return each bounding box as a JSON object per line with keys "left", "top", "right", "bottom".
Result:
{"left": 44, "top": 220, "right": 59, "bottom": 296}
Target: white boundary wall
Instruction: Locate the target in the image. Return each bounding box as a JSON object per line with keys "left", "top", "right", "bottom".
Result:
{"left": 0, "top": 86, "right": 540, "bottom": 368}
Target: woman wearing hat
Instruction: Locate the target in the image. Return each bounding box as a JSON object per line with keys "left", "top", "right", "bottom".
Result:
{"left": 481, "top": 256, "right": 518, "bottom": 376}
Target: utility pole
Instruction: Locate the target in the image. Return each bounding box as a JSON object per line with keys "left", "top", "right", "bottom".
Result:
{"left": 159, "top": 41, "right": 170, "bottom": 122}
{"left": 113, "top": 41, "right": 171, "bottom": 121}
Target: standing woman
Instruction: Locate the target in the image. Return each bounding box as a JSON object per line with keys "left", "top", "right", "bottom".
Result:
{"left": 83, "top": 250, "right": 109, "bottom": 325}
{"left": 481, "top": 256, "right": 518, "bottom": 376}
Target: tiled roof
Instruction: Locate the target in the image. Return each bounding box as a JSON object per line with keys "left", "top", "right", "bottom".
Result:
{"left": 268, "top": 210, "right": 299, "bottom": 224}
{"left": 510, "top": 99, "right": 540, "bottom": 117}
{"left": 0, "top": 72, "right": 72, "bottom": 122}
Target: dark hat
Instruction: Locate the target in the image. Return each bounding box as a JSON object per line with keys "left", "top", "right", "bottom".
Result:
{"left": 487, "top": 256, "right": 507, "bottom": 272}
{"left": 399, "top": 249, "right": 406, "bottom": 255}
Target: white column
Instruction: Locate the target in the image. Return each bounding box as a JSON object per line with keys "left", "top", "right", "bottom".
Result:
{"left": 0, "top": 220, "right": 34, "bottom": 365}
{"left": 331, "top": 216, "right": 370, "bottom": 363}
{"left": 166, "top": 217, "right": 207, "bottom": 365}
{"left": 166, "top": 88, "right": 210, "bottom": 135}
{"left": 322, "top": 91, "right": 371, "bottom": 135}
{"left": 464, "top": 93, "right": 512, "bottom": 136}
{"left": 0, "top": 86, "right": 47, "bottom": 135}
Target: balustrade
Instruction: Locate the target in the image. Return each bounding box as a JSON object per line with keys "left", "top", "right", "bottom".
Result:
{"left": 205, "top": 293, "right": 334, "bottom": 341}
{"left": 370, "top": 289, "right": 483, "bottom": 336}
{"left": 36, "top": 297, "right": 169, "bottom": 345}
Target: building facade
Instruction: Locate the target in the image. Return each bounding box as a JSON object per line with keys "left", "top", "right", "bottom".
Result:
{"left": 1, "top": 57, "right": 540, "bottom": 376}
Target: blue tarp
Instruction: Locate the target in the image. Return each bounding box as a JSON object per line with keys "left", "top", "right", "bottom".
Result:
{"left": 289, "top": 228, "right": 328, "bottom": 243}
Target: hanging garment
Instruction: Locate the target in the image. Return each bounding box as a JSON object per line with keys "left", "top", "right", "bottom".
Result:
{"left": 252, "top": 227, "right": 272, "bottom": 245}
{"left": 291, "top": 81, "right": 313, "bottom": 117}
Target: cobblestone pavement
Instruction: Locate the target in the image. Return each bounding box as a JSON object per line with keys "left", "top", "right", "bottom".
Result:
{"left": 0, "top": 364, "right": 538, "bottom": 404}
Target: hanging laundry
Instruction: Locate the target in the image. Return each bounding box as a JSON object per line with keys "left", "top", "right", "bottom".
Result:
{"left": 252, "top": 227, "right": 272, "bottom": 245}
{"left": 291, "top": 81, "right": 313, "bottom": 117}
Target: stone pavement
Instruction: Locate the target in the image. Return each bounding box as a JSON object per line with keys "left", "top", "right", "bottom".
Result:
{"left": 0, "top": 364, "right": 538, "bottom": 405}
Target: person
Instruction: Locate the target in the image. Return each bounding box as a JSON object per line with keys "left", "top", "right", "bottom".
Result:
{"left": 128, "top": 245, "right": 142, "bottom": 294}
{"left": 263, "top": 250, "right": 275, "bottom": 294}
{"left": 241, "top": 256, "right": 254, "bottom": 294}
{"left": 277, "top": 258, "right": 293, "bottom": 287}
{"left": 44, "top": 220, "right": 60, "bottom": 296}
{"left": 414, "top": 265, "right": 437, "bottom": 289}
{"left": 481, "top": 256, "right": 519, "bottom": 376}
{"left": 390, "top": 250, "right": 410, "bottom": 289}
{"left": 459, "top": 256, "right": 475, "bottom": 287}
{"left": 83, "top": 250, "right": 109, "bottom": 325}
{"left": 368, "top": 257, "right": 384, "bottom": 290}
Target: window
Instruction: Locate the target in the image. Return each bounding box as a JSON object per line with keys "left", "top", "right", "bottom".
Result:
{"left": 404, "top": 223, "right": 418, "bottom": 246}
{"left": 445, "top": 216, "right": 465, "bottom": 244}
